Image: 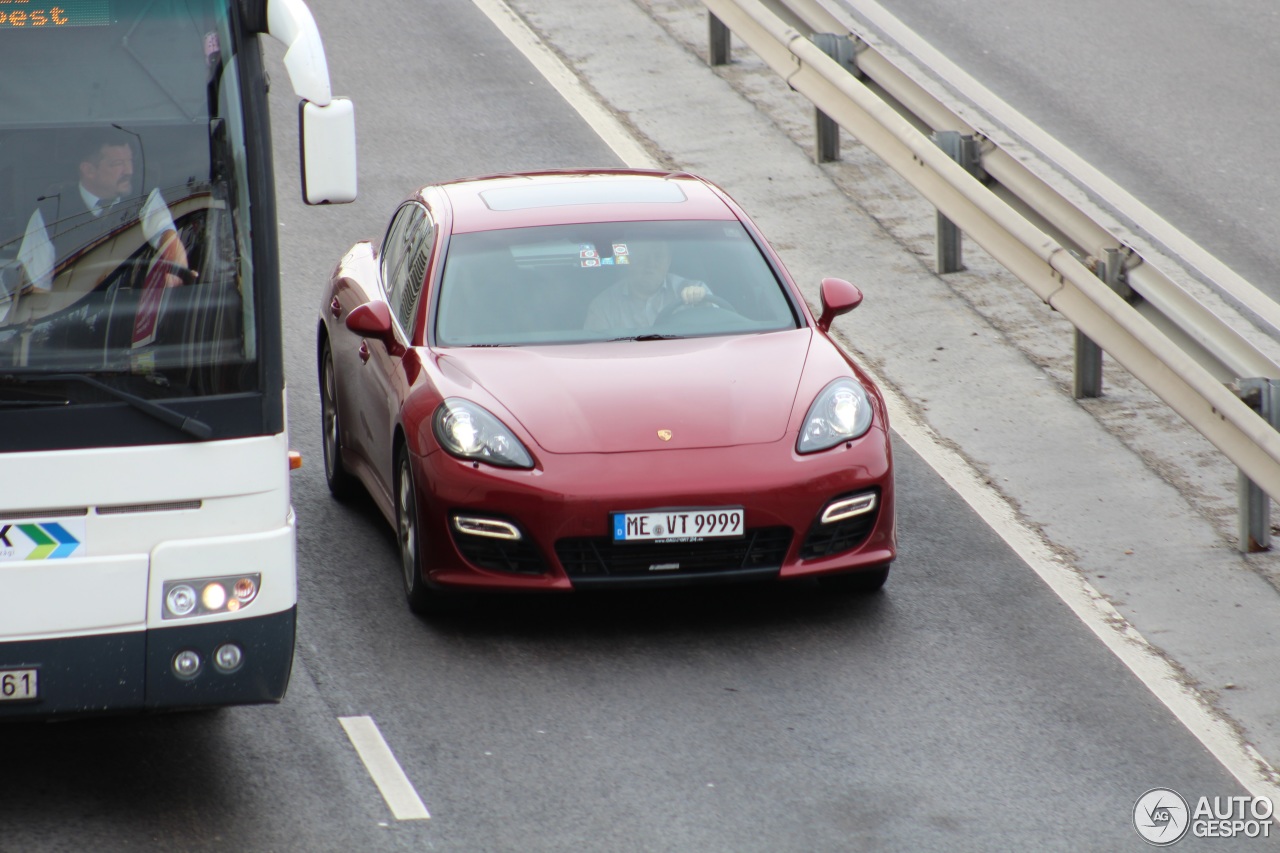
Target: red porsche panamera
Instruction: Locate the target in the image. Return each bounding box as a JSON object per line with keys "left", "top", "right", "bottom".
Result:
{"left": 317, "top": 170, "right": 895, "bottom": 613}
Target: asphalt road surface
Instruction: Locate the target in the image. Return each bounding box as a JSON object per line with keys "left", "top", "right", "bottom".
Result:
{"left": 0, "top": 1, "right": 1268, "bottom": 850}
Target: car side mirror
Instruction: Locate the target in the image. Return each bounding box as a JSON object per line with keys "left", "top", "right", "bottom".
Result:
{"left": 816, "top": 278, "right": 863, "bottom": 332}
{"left": 346, "top": 300, "right": 394, "bottom": 342}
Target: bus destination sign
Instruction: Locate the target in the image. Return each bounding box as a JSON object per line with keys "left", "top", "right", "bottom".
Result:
{"left": 0, "top": 0, "right": 110, "bottom": 29}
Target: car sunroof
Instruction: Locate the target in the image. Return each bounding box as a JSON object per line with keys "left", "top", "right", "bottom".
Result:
{"left": 480, "top": 180, "right": 688, "bottom": 211}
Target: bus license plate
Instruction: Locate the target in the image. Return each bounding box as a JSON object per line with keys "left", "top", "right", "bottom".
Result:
{"left": 613, "top": 508, "right": 744, "bottom": 542}
{"left": 0, "top": 668, "right": 38, "bottom": 702}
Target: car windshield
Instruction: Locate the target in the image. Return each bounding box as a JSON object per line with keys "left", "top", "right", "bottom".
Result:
{"left": 435, "top": 220, "right": 800, "bottom": 345}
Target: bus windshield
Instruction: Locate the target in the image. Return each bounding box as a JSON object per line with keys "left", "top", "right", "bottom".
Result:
{"left": 0, "top": 0, "right": 258, "bottom": 399}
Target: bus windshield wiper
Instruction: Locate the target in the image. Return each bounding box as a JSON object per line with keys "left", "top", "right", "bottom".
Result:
{"left": 3, "top": 372, "right": 213, "bottom": 439}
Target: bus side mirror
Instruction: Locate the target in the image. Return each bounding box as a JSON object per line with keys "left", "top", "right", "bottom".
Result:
{"left": 300, "top": 98, "right": 357, "bottom": 205}
{"left": 816, "top": 277, "right": 862, "bottom": 332}
{"left": 262, "top": 0, "right": 357, "bottom": 203}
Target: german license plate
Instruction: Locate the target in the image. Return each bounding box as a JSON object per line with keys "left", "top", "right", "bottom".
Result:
{"left": 612, "top": 508, "right": 744, "bottom": 542}
{"left": 0, "top": 668, "right": 38, "bottom": 702}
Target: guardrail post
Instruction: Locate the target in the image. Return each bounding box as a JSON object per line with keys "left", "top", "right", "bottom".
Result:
{"left": 1073, "top": 249, "right": 1123, "bottom": 398}
{"left": 811, "top": 34, "right": 859, "bottom": 163}
{"left": 932, "top": 131, "right": 980, "bottom": 273}
{"left": 1235, "top": 378, "right": 1280, "bottom": 552}
{"left": 1073, "top": 327, "right": 1104, "bottom": 398}
{"left": 709, "top": 13, "right": 731, "bottom": 66}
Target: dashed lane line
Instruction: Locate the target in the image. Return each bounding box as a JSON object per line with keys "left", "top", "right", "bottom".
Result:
{"left": 340, "top": 715, "right": 431, "bottom": 821}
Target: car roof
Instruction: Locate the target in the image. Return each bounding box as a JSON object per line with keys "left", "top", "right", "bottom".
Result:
{"left": 436, "top": 170, "right": 739, "bottom": 234}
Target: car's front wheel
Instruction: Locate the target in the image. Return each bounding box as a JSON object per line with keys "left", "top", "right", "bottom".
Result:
{"left": 396, "top": 447, "right": 448, "bottom": 615}
{"left": 320, "top": 340, "right": 360, "bottom": 501}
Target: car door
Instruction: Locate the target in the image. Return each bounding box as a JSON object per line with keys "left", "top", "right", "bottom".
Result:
{"left": 348, "top": 202, "right": 421, "bottom": 509}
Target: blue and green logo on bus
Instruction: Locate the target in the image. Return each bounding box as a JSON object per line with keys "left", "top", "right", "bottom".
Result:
{"left": 0, "top": 521, "right": 84, "bottom": 562}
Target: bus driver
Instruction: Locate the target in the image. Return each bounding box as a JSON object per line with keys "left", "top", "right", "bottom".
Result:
{"left": 15, "top": 128, "right": 192, "bottom": 297}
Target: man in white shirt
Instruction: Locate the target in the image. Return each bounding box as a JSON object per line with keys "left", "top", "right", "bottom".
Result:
{"left": 584, "top": 240, "right": 710, "bottom": 331}
{"left": 17, "top": 129, "right": 191, "bottom": 294}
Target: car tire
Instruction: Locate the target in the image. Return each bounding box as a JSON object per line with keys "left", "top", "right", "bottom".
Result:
{"left": 320, "top": 340, "right": 360, "bottom": 501}
{"left": 818, "top": 564, "right": 890, "bottom": 594}
{"left": 396, "top": 447, "right": 448, "bottom": 615}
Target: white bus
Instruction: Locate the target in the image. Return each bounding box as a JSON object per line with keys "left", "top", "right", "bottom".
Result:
{"left": 0, "top": 0, "right": 355, "bottom": 717}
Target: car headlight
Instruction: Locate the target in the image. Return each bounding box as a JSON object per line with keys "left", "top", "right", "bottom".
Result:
{"left": 797, "top": 378, "right": 873, "bottom": 453}
{"left": 433, "top": 399, "right": 534, "bottom": 469}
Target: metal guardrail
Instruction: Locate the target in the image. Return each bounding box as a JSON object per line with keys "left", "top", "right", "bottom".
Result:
{"left": 701, "top": 0, "right": 1280, "bottom": 550}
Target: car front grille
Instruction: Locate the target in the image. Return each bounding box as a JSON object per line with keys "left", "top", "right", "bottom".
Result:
{"left": 555, "top": 526, "right": 793, "bottom": 579}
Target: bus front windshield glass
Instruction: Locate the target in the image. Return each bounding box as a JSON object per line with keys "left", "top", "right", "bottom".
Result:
{"left": 0, "top": 0, "right": 258, "bottom": 399}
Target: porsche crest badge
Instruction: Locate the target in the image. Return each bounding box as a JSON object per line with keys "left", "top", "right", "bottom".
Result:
{"left": 657, "top": 429, "right": 673, "bottom": 442}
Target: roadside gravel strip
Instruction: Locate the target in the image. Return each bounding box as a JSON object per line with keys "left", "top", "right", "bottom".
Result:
{"left": 477, "top": 0, "right": 1280, "bottom": 794}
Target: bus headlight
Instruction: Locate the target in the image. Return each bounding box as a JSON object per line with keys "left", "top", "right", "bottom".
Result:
{"left": 233, "top": 577, "right": 258, "bottom": 605}
{"left": 162, "top": 574, "right": 262, "bottom": 620}
{"left": 201, "top": 583, "right": 227, "bottom": 611}
{"left": 165, "top": 584, "right": 198, "bottom": 618}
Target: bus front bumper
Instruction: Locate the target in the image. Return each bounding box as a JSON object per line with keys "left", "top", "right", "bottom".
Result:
{"left": 0, "top": 607, "right": 295, "bottom": 720}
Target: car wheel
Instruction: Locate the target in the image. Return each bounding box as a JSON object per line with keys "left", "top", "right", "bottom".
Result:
{"left": 320, "top": 340, "right": 360, "bottom": 501}
{"left": 818, "top": 564, "right": 890, "bottom": 594}
{"left": 396, "top": 447, "right": 446, "bottom": 615}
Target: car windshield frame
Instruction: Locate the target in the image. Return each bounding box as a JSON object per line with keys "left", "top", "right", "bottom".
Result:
{"left": 433, "top": 219, "right": 804, "bottom": 347}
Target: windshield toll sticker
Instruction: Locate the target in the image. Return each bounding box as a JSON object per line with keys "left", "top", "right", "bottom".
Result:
{"left": 580, "top": 244, "right": 600, "bottom": 268}
{"left": 0, "top": 519, "right": 85, "bottom": 562}
{"left": 612, "top": 243, "right": 630, "bottom": 264}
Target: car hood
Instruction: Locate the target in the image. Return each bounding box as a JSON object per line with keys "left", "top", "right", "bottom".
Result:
{"left": 436, "top": 330, "right": 813, "bottom": 453}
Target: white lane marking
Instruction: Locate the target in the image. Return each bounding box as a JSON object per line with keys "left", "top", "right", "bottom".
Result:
{"left": 477, "top": 0, "right": 1280, "bottom": 803}
{"left": 468, "top": 0, "right": 661, "bottom": 170}
{"left": 339, "top": 715, "right": 431, "bottom": 820}
{"left": 855, "top": 350, "right": 1280, "bottom": 803}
